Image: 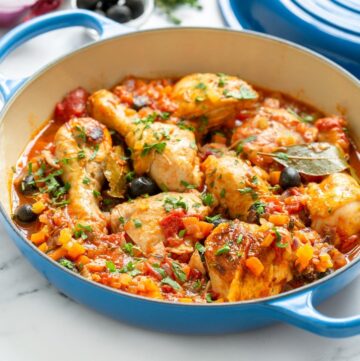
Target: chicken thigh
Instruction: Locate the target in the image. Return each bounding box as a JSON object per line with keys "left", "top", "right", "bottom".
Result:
{"left": 55, "top": 117, "right": 112, "bottom": 234}
{"left": 205, "top": 220, "right": 344, "bottom": 301}
{"left": 231, "top": 107, "right": 318, "bottom": 167}
{"left": 110, "top": 191, "right": 210, "bottom": 257}
{"left": 88, "top": 90, "right": 203, "bottom": 192}
{"left": 307, "top": 172, "right": 360, "bottom": 243}
{"left": 173, "top": 73, "right": 258, "bottom": 130}
{"left": 202, "top": 150, "right": 270, "bottom": 218}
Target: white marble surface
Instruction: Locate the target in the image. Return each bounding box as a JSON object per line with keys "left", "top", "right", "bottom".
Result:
{"left": 1, "top": 1, "right": 360, "bottom": 360}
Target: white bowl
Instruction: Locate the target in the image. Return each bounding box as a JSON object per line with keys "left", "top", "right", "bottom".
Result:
{"left": 70, "top": 0, "right": 154, "bottom": 28}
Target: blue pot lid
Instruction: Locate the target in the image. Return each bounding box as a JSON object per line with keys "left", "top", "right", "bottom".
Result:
{"left": 219, "top": 0, "right": 360, "bottom": 78}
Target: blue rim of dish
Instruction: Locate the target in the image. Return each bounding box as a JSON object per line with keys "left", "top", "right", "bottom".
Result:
{"left": 1, "top": 26, "right": 360, "bottom": 307}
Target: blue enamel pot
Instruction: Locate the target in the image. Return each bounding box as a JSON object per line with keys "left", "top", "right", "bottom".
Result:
{"left": 1, "top": 10, "right": 360, "bottom": 338}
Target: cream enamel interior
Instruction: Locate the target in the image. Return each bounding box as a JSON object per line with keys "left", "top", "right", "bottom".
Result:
{"left": 1, "top": 28, "right": 360, "bottom": 215}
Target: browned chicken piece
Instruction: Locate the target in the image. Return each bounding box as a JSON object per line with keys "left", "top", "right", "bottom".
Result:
{"left": 172, "top": 73, "right": 258, "bottom": 131}
{"left": 306, "top": 173, "right": 360, "bottom": 245}
{"left": 110, "top": 191, "right": 210, "bottom": 257}
{"left": 88, "top": 90, "right": 203, "bottom": 192}
{"left": 231, "top": 107, "right": 318, "bottom": 167}
{"left": 55, "top": 117, "right": 112, "bottom": 234}
{"left": 202, "top": 150, "right": 270, "bottom": 218}
{"left": 205, "top": 220, "right": 293, "bottom": 301}
{"left": 315, "top": 116, "right": 350, "bottom": 154}
{"left": 205, "top": 220, "right": 345, "bottom": 301}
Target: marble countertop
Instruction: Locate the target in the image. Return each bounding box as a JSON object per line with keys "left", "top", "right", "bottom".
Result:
{"left": 1, "top": 1, "right": 360, "bottom": 360}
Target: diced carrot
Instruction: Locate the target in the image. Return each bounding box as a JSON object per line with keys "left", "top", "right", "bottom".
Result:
{"left": 38, "top": 242, "right": 48, "bottom": 253}
{"left": 49, "top": 247, "right": 67, "bottom": 261}
{"left": 58, "top": 228, "right": 72, "bottom": 245}
{"left": 87, "top": 262, "right": 106, "bottom": 272}
{"left": 31, "top": 230, "right": 47, "bottom": 245}
{"left": 67, "top": 242, "right": 86, "bottom": 260}
{"left": 268, "top": 214, "right": 290, "bottom": 226}
{"left": 296, "top": 244, "right": 314, "bottom": 271}
{"left": 76, "top": 255, "right": 90, "bottom": 266}
{"left": 183, "top": 217, "right": 214, "bottom": 239}
{"left": 269, "top": 171, "right": 281, "bottom": 185}
{"left": 31, "top": 201, "right": 46, "bottom": 214}
{"left": 245, "top": 256, "right": 264, "bottom": 277}
{"left": 261, "top": 233, "right": 274, "bottom": 247}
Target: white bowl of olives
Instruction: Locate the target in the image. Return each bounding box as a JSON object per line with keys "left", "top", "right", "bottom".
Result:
{"left": 72, "top": 0, "right": 154, "bottom": 28}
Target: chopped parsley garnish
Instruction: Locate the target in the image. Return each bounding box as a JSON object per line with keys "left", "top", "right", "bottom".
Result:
{"left": 235, "top": 135, "right": 257, "bottom": 154}
{"left": 205, "top": 214, "right": 221, "bottom": 223}
{"left": 205, "top": 293, "right": 213, "bottom": 303}
{"left": 195, "top": 82, "right": 207, "bottom": 90}
{"left": 251, "top": 200, "right": 266, "bottom": 216}
{"left": 59, "top": 258, "right": 76, "bottom": 272}
{"left": 77, "top": 150, "right": 86, "bottom": 159}
{"left": 177, "top": 120, "right": 195, "bottom": 132}
{"left": 223, "top": 86, "right": 257, "bottom": 100}
{"left": 118, "top": 216, "right": 125, "bottom": 225}
{"left": 133, "top": 219, "right": 142, "bottom": 228}
{"left": 238, "top": 187, "right": 258, "bottom": 200}
{"left": 215, "top": 244, "right": 230, "bottom": 256}
{"left": 89, "top": 144, "right": 99, "bottom": 160}
{"left": 201, "top": 192, "right": 215, "bottom": 206}
{"left": 236, "top": 234, "right": 243, "bottom": 244}
{"left": 273, "top": 227, "right": 288, "bottom": 248}
{"left": 123, "top": 243, "right": 134, "bottom": 256}
{"left": 141, "top": 142, "right": 166, "bottom": 157}
{"left": 160, "top": 112, "right": 170, "bottom": 120}
{"left": 220, "top": 188, "right": 226, "bottom": 198}
{"left": 125, "top": 171, "right": 135, "bottom": 182}
{"left": 161, "top": 276, "right": 181, "bottom": 290}
{"left": 82, "top": 177, "right": 91, "bottom": 185}
{"left": 152, "top": 263, "right": 167, "bottom": 278}
{"left": 93, "top": 190, "right": 101, "bottom": 198}
{"left": 163, "top": 196, "right": 188, "bottom": 212}
{"left": 217, "top": 72, "right": 227, "bottom": 87}
{"left": 73, "top": 224, "right": 92, "bottom": 240}
{"left": 178, "top": 229, "right": 187, "bottom": 238}
{"left": 28, "top": 162, "right": 33, "bottom": 175}
{"left": 180, "top": 180, "right": 196, "bottom": 189}
{"left": 171, "top": 261, "right": 187, "bottom": 282}
{"left": 195, "top": 242, "right": 206, "bottom": 255}
{"left": 74, "top": 125, "right": 86, "bottom": 141}
{"left": 106, "top": 260, "right": 117, "bottom": 273}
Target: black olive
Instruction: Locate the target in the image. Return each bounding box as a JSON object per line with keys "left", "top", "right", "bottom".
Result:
{"left": 128, "top": 176, "right": 159, "bottom": 198}
{"left": 106, "top": 4, "right": 132, "bottom": 23}
{"left": 15, "top": 204, "right": 37, "bottom": 223}
{"left": 77, "top": 0, "right": 99, "bottom": 10}
{"left": 125, "top": 0, "right": 144, "bottom": 19}
{"left": 101, "top": 0, "right": 119, "bottom": 11}
{"left": 21, "top": 174, "right": 37, "bottom": 195}
{"left": 279, "top": 167, "right": 301, "bottom": 189}
{"left": 132, "top": 95, "right": 149, "bottom": 110}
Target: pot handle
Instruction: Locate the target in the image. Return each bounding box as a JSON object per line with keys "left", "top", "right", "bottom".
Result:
{"left": 0, "top": 9, "right": 128, "bottom": 103}
{"left": 266, "top": 290, "right": 360, "bottom": 338}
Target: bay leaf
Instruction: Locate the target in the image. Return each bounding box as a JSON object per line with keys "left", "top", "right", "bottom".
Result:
{"left": 258, "top": 142, "right": 348, "bottom": 176}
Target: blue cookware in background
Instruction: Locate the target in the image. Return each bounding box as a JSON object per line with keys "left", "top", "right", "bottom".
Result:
{"left": 219, "top": 0, "right": 360, "bottom": 78}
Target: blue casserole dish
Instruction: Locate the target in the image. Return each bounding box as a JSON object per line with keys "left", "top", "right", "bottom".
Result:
{"left": 0, "top": 10, "right": 360, "bottom": 338}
